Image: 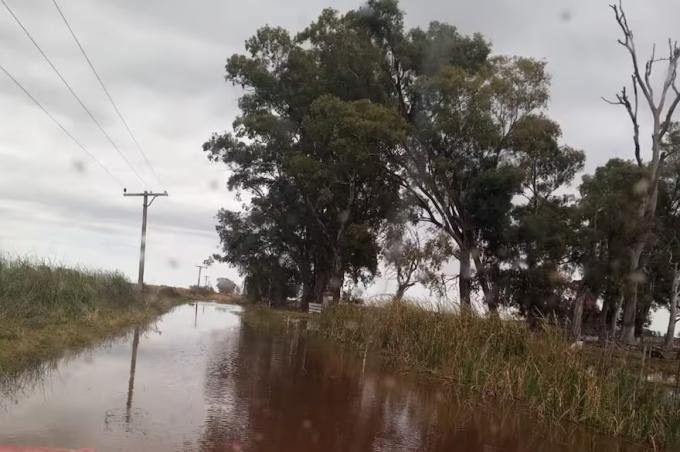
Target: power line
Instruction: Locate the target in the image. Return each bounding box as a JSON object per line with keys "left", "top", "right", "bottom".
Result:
{"left": 0, "top": 0, "right": 147, "bottom": 187}
{"left": 0, "top": 62, "right": 123, "bottom": 187}
{"left": 52, "top": 0, "right": 164, "bottom": 189}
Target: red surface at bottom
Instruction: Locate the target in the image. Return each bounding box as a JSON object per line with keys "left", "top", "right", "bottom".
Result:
{"left": 0, "top": 447, "right": 94, "bottom": 452}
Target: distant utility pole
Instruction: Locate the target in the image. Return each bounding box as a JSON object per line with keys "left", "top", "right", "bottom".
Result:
{"left": 203, "top": 275, "right": 209, "bottom": 287}
{"left": 124, "top": 189, "right": 168, "bottom": 290}
{"left": 195, "top": 265, "right": 207, "bottom": 288}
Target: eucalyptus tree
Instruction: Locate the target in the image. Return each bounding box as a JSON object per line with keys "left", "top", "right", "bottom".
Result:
{"left": 207, "top": 0, "right": 582, "bottom": 312}
{"left": 352, "top": 1, "right": 579, "bottom": 309}
{"left": 498, "top": 115, "right": 585, "bottom": 325}
{"left": 576, "top": 159, "right": 648, "bottom": 339}
{"left": 204, "top": 13, "right": 406, "bottom": 303}
{"left": 657, "top": 127, "right": 680, "bottom": 346}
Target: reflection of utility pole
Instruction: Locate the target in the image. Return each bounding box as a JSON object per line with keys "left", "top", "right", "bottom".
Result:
{"left": 126, "top": 327, "right": 141, "bottom": 424}
{"left": 195, "top": 265, "right": 207, "bottom": 287}
{"left": 194, "top": 303, "right": 198, "bottom": 328}
{"left": 124, "top": 190, "right": 168, "bottom": 291}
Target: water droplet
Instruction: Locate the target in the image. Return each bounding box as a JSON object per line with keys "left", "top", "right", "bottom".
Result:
{"left": 383, "top": 376, "right": 397, "bottom": 388}
{"left": 72, "top": 159, "right": 86, "bottom": 174}
{"left": 633, "top": 178, "right": 651, "bottom": 196}
{"left": 338, "top": 209, "right": 350, "bottom": 223}
{"left": 548, "top": 271, "right": 566, "bottom": 284}
{"left": 628, "top": 271, "right": 647, "bottom": 284}
{"left": 329, "top": 277, "right": 342, "bottom": 289}
{"left": 344, "top": 320, "right": 358, "bottom": 331}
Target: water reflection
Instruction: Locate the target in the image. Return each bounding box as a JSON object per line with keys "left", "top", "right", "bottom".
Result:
{"left": 0, "top": 303, "right": 648, "bottom": 452}
{"left": 197, "top": 316, "right": 645, "bottom": 452}
{"left": 125, "top": 327, "right": 140, "bottom": 424}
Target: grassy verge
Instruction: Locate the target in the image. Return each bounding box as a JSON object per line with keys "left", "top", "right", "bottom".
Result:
{"left": 312, "top": 302, "right": 679, "bottom": 448}
{"left": 0, "top": 256, "right": 185, "bottom": 375}
{"left": 171, "top": 286, "right": 243, "bottom": 304}
{"left": 241, "top": 304, "right": 311, "bottom": 333}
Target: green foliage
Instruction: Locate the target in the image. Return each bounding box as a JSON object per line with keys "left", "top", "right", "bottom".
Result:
{"left": 389, "top": 43, "right": 560, "bottom": 305}
{"left": 206, "top": 6, "right": 412, "bottom": 303}
{"left": 576, "top": 159, "right": 648, "bottom": 308}
{"left": 380, "top": 223, "right": 454, "bottom": 299}
{"left": 496, "top": 115, "right": 585, "bottom": 318}
{"left": 645, "top": 133, "right": 680, "bottom": 318}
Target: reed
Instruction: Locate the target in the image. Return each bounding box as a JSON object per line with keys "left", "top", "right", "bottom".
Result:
{"left": 319, "top": 301, "right": 680, "bottom": 448}
{"left": 0, "top": 255, "right": 180, "bottom": 375}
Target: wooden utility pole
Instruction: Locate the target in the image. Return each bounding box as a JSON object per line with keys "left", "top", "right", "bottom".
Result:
{"left": 195, "top": 265, "right": 207, "bottom": 288}
{"left": 124, "top": 189, "right": 168, "bottom": 290}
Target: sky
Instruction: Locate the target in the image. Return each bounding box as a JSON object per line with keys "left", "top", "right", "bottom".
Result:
{"left": 1, "top": 0, "right": 679, "bottom": 328}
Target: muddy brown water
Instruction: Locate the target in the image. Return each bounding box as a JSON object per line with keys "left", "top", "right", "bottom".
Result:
{"left": 0, "top": 302, "right": 649, "bottom": 452}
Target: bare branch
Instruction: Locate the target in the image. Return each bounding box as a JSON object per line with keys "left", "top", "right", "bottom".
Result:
{"left": 645, "top": 44, "right": 656, "bottom": 102}
{"left": 610, "top": 1, "right": 656, "bottom": 112}
{"left": 660, "top": 44, "right": 680, "bottom": 138}
{"left": 601, "top": 96, "right": 622, "bottom": 105}
{"left": 604, "top": 83, "right": 643, "bottom": 165}
{"left": 658, "top": 41, "right": 680, "bottom": 120}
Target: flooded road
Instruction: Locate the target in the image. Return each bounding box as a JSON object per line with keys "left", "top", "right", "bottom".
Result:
{"left": 0, "top": 303, "right": 646, "bottom": 451}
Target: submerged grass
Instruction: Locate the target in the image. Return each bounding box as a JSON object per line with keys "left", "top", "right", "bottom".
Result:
{"left": 318, "top": 302, "right": 680, "bottom": 449}
{"left": 0, "top": 255, "right": 183, "bottom": 375}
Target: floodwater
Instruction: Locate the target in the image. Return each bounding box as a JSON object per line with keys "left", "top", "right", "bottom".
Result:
{"left": 0, "top": 302, "right": 648, "bottom": 452}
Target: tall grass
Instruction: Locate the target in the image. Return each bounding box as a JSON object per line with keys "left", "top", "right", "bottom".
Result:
{"left": 0, "top": 255, "right": 180, "bottom": 375}
{"left": 319, "top": 301, "right": 680, "bottom": 448}
{"left": 0, "top": 255, "right": 135, "bottom": 327}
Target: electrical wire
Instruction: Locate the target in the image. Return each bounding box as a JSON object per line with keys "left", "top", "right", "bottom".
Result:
{"left": 52, "top": 0, "right": 164, "bottom": 189}
{"left": 0, "top": 0, "right": 147, "bottom": 187}
{"left": 0, "top": 62, "right": 124, "bottom": 187}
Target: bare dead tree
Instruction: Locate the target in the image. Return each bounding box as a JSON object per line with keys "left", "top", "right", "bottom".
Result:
{"left": 605, "top": 1, "right": 680, "bottom": 344}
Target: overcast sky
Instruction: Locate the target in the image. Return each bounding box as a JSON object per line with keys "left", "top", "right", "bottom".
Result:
{"left": 1, "top": 0, "right": 679, "bottom": 327}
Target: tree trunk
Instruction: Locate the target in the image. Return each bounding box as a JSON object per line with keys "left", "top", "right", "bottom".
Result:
{"left": 572, "top": 285, "right": 587, "bottom": 340}
{"left": 472, "top": 253, "right": 498, "bottom": 313}
{"left": 395, "top": 285, "right": 407, "bottom": 301}
{"left": 330, "top": 249, "right": 344, "bottom": 303}
{"left": 611, "top": 291, "right": 624, "bottom": 340}
{"left": 635, "top": 276, "right": 655, "bottom": 339}
{"left": 665, "top": 265, "right": 680, "bottom": 348}
{"left": 313, "top": 267, "right": 330, "bottom": 304}
{"left": 301, "top": 277, "right": 314, "bottom": 311}
{"left": 599, "top": 302, "right": 610, "bottom": 343}
{"left": 621, "top": 244, "right": 645, "bottom": 344}
{"left": 459, "top": 247, "right": 472, "bottom": 307}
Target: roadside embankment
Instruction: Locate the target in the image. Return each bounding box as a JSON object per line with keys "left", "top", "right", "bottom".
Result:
{"left": 0, "top": 256, "right": 185, "bottom": 375}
